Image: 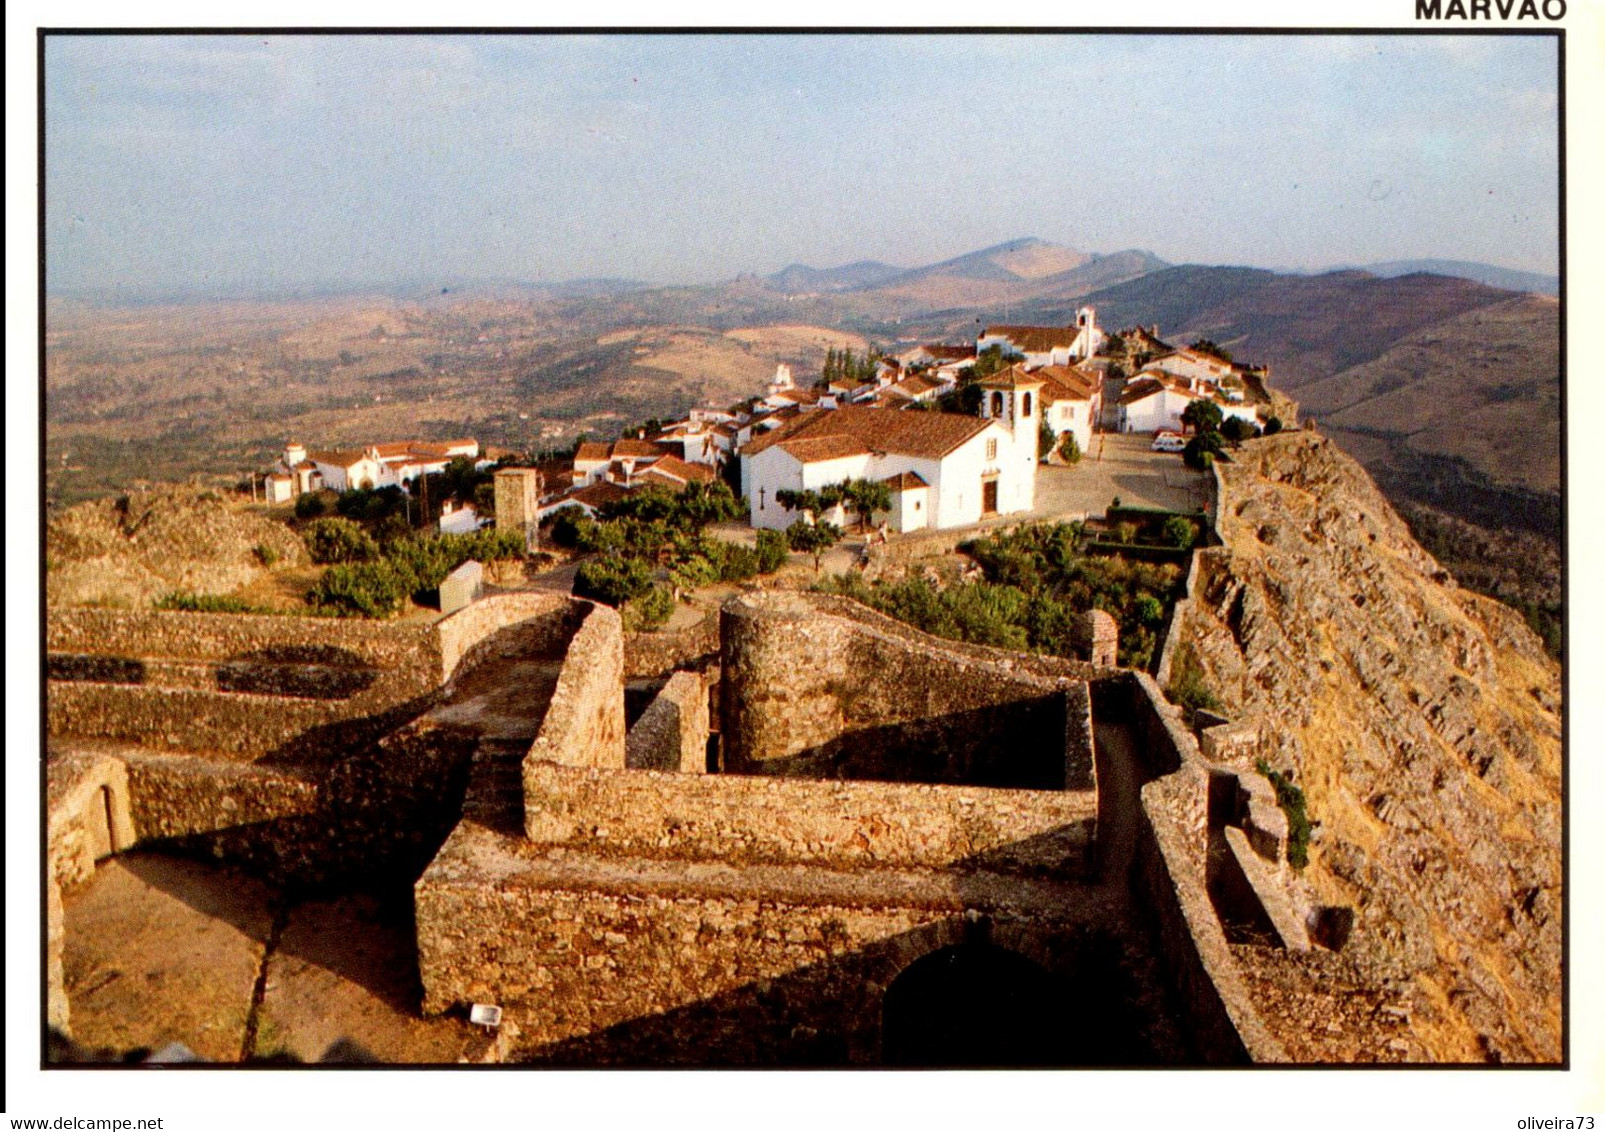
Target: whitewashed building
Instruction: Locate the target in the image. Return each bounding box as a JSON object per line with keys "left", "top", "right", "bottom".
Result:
{"left": 1117, "top": 375, "right": 1261, "bottom": 434}
{"left": 740, "top": 405, "right": 1034, "bottom": 532}
{"left": 1027, "top": 364, "right": 1102, "bottom": 458}
{"left": 977, "top": 307, "right": 1104, "bottom": 368}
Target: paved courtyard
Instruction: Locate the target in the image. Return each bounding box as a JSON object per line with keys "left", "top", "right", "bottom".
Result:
{"left": 1032, "top": 432, "right": 1209, "bottom": 520}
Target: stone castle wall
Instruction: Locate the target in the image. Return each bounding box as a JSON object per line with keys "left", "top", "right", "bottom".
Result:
{"left": 45, "top": 595, "right": 577, "bottom": 760}
{"left": 720, "top": 592, "right": 1095, "bottom": 790}
{"left": 521, "top": 604, "right": 627, "bottom": 835}
{"left": 520, "top": 760, "right": 1097, "bottom": 875}
{"left": 625, "top": 671, "right": 709, "bottom": 773}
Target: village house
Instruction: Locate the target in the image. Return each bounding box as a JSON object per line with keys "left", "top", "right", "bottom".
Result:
{"left": 1027, "top": 363, "right": 1102, "bottom": 457}
{"left": 266, "top": 438, "right": 480, "bottom": 500}
{"left": 976, "top": 306, "right": 1104, "bottom": 368}
{"left": 1116, "top": 373, "right": 1261, "bottom": 434}
{"left": 741, "top": 402, "right": 1036, "bottom": 534}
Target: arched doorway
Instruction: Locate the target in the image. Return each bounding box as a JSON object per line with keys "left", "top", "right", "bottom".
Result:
{"left": 880, "top": 942, "right": 1073, "bottom": 1066}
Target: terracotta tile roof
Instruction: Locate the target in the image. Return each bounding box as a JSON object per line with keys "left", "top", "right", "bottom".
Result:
{"left": 881, "top": 471, "right": 930, "bottom": 491}
{"left": 744, "top": 405, "right": 990, "bottom": 462}
{"left": 980, "top": 325, "right": 1082, "bottom": 353}
{"left": 923, "top": 344, "right": 976, "bottom": 362}
{"left": 1118, "top": 375, "right": 1202, "bottom": 406}
{"left": 307, "top": 447, "right": 373, "bottom": 469}
{"left": 267, "top": 472, "right": 292, "bottom": 483}
{"left": 610, "top": 438, "right": 664, "bottom": 459}
{"left": 643, "top": 454, "right": 715, "bottom": 483}
{"left": 777, "top": 435, "right": 874, "bottom": 463}
{"left": 563, "top": 482, "right": 632, "bottom": 509}
{"left": 887, "top": 373, "right": 944, "bottom": 399}
{"left": 978, "top": 364, "right": 1046, "bottom": 390}
{"left": 1033, "top": 364, "right": 1099, "bottom": 404}
{"left": 573, "top": 442, "right": 612, "bottom": 463}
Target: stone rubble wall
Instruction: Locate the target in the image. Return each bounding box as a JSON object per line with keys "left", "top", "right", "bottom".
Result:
{"left": 520, "top": 760, "right": 1097, "bottom": 875}
{"left": 46, "top": 750, "right": 137, "bottom": 890}
{"left": 46, "top": 596, "right": 581, "bottom": 760}
{"left": 623, "top": 610, "right": 721, "bottom": 678}
{"left": 624, "top": 671, "right": 710, "bottom": 773}
{"left": 522, "top": 604, "right": 627, "bottom": 834}
{"left": 1116, "top": 673, "right": 1288, "bottom": 1063}
{"left": 436, "top": 592, "right": 579, "bottom": 682}
{"left": 721, "top": 592, "right": 1096, "bottom": 790}
{"left": 46, "top": 608, "right": 445, "bottom": 757}
{"left": 120, "top": 751, "right": 321, "bottom": 842}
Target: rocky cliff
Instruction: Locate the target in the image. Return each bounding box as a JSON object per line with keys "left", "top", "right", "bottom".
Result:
{"left": 1178, "top": 432, "right": 1560, "bottom": 1062}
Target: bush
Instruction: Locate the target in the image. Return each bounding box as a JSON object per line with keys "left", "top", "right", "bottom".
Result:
{"left": 717, "top": 542, "right": 759, "bottom": 583}
{"left": 1135, "top": 594, "right": 1165, "bottom": 625}
{"left": 1220, "top": 416, "right": 1262, "bottom": 444}
{"left": 303, "top": 518, "right": 379, "bottom": 564}
{"left": 574, "top": 555, "right": 655, "bottom": 607}
{"left": 1264, "top": 416, "right": 1284, "bottom": 435}
{"left": 1162, "top": 515, "right": 1197, "bottom": 550}
{"left": 547, "top": 506, "right": 589, "bottom": 549}
{"left": 154, "top": 591, "right": 259, "bottom": 614}
{"left": 624, "top": 584, "right": 676, "bottom": 632}
{"left": 1058, "top": 431, "right": 1082, "bottom": 464}
{"left": 294, "top": 493, "right": 327, "bottom": 519}
{"left": 254, "top": 543, "right": 280, "bottom": 568}
{"left": 755, "top": 529, "right": 789, "bottom": 574}
{"left": 306, "top": 560, "right": 413, "bottom": 619}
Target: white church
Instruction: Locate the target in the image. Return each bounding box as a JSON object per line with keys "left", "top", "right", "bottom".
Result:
{"left": 740, "top": 383, "right": 1039, "bottom": 533}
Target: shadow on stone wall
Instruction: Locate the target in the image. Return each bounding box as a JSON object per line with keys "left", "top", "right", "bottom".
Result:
{"left": 47, "top": 654, "right": 147, "bottom": 685}
{"left": 143, "top": 725, "right": 480, "bottom": 894}
{"left": 215, "top": 645, "right": 380, "bottom": 700}
{"left": 516, "top": 914, "right": 1173, "bottom": 1068}
{"left": 731, "top": 697, "right": 1068, "bottom": 790}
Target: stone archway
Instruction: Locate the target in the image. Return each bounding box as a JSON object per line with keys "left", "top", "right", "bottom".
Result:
{"left": 880, "top": 941, "right": 1073, "bottom": 1066}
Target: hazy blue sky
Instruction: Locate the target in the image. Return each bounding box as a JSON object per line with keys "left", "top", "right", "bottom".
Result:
{"left": 44, "top": 33, "right": 1559, "bottom": 298}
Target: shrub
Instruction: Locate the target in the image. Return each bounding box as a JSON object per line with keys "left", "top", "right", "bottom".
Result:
{"left": 574, "top": 555, "right": 654, "bottom": 607}
{"left": 547, "top": 506, "right": 589, "bottom": 549}
{"left": 1264, "top": 416, "right": 1284, "bottom": 435}
{"left": 1257, "top": 760, "right": 1311, "bottom": 869}
{"left": 303, "top": 518, "right": 379, "bottom": 565}
{"left": 1162, "top": 515, "right": 1197, "bottom": 550}
{"left": 154, "top": 591, "right": 259, "bottom": 614}
{"left": 1220, "top": 416, "right": 1262, "bottom": 444}
{"left": 1058, "top": 431, "right": 1082, "bottom": 464}
{"left": 1165, "top": 644, "right": 1220, "bottom": 722}
{"left": 624, "top": 584, "right": 676, "bottom": 632}
{"left": 293, "top": 493, "right": 326, "bottom": 519}
{"left": 717, "top": 542, "right": 759, "bottom": 583}
{"left": 306, "top": 560, "right": 413, "bottom": 619}
{"left": 1135, "top": 594, "right": 1165, "bottom": 625}
{"left": 754, "top": 529, "right": 789, "bottom": 574}
{"left": 254, "top": 543, "right": 280, "bottom": 568}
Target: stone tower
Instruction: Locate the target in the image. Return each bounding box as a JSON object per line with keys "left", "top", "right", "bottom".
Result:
{"left": 494, "top": 467, "right": 543, "bottom": 553}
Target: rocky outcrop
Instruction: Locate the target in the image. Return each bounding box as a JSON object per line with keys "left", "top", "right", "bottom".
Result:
{"left": 47, "top": 485, "right": 308, "bottom": 609}
{"left": 1175, "top": 432, "right": 1560, "bottom": 1062}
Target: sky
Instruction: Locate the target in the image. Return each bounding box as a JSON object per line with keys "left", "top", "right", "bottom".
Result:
{"left": 43, "top": 32, "right": 1560, "bottom": 298}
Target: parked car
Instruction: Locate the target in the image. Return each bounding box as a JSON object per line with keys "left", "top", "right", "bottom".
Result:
{"left": 1151, "top": 431, "right": 1186, "bottom": 452}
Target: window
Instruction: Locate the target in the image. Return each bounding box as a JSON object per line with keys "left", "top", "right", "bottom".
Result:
{"left": 758, "top": 488, "right": 765, "bottom": 511}
{"left": 1022, "top": 392, "right": 1033, "bottom": 417}
{"left": 915, "top": 500, "right": 922, "bottom": 510}
{"left": 986, "top": 438, "right": 998, "bottom": 461}
{"left": 990, "top": 391, "right": 1004, "bottom": 416}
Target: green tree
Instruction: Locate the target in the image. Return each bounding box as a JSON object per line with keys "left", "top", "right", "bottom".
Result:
{"left": 303, "top": 517, "right": 379, "bottom": 564}
{"left": 1220, "top": 416, "right": 1262, "bottom": 444}
{"left": 1039, "top": 419, "right": 1057, "bottom": 460}
{"left": 1264, "top": 416, "right": 1285, "bottom": 435}
{"left": 1057, "top": 431, "right": 1082, "bottom": 464}
{"left": 574, "top": 555, "right": 655, "bottom": 607}
{"left": 786, "top": 521, "right": 842, "bottom": 572}
{"left": 1183, "top": 431, "right": 1225, "bottom": 470}
{"left": 294, "top": 492, "right": 327, "bottom": 519}
{"left": 1181, "top": 399, "right": 1224, "bottom": 435}
{"left": 843, "top": 478, "right": 891, "bottom": 531}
